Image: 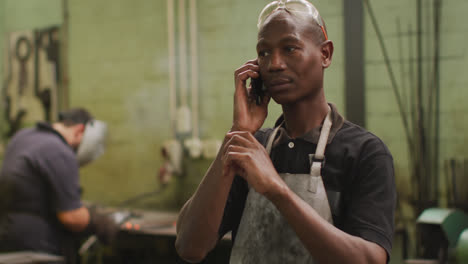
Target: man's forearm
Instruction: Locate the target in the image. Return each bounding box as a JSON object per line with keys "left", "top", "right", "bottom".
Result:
{"left": 268, "top": 186, "right": 387, "bottom": 264}
{"left": 57, "top": 206, "right": 90, "bottom": 232}
{"left": 175, "top": 136, "right": 234, "bottom": 262}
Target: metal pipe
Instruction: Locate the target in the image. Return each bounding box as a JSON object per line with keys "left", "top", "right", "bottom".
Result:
{"left": 363, "top": 0, "right": 414, "bottom": 153}
{"left": 396, "top": 18, "right": 409, "bottom": 123}
{"left": 178, "top": 0, "right": 188, "bottom": 107}
{"left": 61, "top": 0, "right": 69, "bottom": 110}
{"left": 189, "top": 0, "right": 199, "bottom": 139}
{"left": 167, "top": 0, "right": 177, "bottom": 137}
{"left": 407, "top": 23, "right": 420, "bottom": 197}
{"left": 433, "top": 0, "right": 442, "bottom": 205}
{"left": 408, "top": 24, "right": 416, "bottom": 153}
{"left": 416, "top": 0, "right": 431, "bottom": 207}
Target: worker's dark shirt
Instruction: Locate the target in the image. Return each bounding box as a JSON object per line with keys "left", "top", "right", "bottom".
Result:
{"left": 219, "top": 103, "right": 396, "bottom": 259}
{"left": 0, "top": 122, "right": 82, "bottom": 255}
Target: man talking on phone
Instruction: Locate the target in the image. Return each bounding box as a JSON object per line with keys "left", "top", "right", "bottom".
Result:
{"left": 175, "top": 0, "right": 396, "bottom": 263}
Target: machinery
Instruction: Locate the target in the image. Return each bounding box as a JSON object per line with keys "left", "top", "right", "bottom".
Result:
{"left": 407, "top": 208, "right": 468, "bottom": 264}
{"left": 454, "top": 229, "right": 468, "bottom": 264}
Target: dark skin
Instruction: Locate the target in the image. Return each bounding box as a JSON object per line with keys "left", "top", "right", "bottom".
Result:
{"left": 176, "top": 10, "right": 387, "bottom": 264}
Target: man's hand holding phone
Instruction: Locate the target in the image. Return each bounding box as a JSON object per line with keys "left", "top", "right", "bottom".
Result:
{"left": 232, "top": 59, "right": 270, "bottom": 134}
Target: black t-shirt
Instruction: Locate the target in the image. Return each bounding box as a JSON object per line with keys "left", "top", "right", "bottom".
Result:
{"left": 0, "top": 123, "right": 82, "bottom": 254}
{"left": 219, "top": 105, "right": 396, "bottom": 259}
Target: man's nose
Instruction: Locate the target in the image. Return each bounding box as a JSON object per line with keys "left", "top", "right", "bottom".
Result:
{"left": 268, "top": 50, "right": 286, "bottom": 72}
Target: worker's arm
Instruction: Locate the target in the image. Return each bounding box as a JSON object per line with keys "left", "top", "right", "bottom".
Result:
{"left": 57, "top": 206, "right": 90, "bottom": 232}
{"left": 223, "top": 131, "right": 388, "bottom": 264}
{"left": 45, "top": 146, "right": 118, "bottom": 243}
{"left": 58, "top": 205, "right": 119, "bottom": 244}
{"left": 270, "top": 184, "right": 386, "bottom": 264}
{"left": 175, "top": 59, "right": 269, "bottom": 263}
{"left": 175, "top": 136, "right": 236, "bottom": 263}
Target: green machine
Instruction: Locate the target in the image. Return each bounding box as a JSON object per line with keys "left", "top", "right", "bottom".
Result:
{"left": 454, "top": 229, "right": 468, "bottom": 264}
{"left": 415, "top": 208, "right": 468, "bottom": 263}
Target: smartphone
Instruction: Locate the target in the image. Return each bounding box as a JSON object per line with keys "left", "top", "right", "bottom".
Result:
{"left": 251, "top": 75, "right": 266, "bottom": 105}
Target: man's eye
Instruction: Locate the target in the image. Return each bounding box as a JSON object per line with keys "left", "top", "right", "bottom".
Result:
{"left": 258, "top": 51, "right": 269, "bottom": 57}
{"left": 285, "top": 46, "right": 297, "bottom": 52}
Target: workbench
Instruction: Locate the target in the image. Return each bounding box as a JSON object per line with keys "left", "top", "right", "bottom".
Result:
{"left": 81, "top": 208, "right": 232, "bottom": 264}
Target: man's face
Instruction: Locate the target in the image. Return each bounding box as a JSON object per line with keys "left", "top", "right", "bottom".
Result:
{"left": 69, "top": 124, "right": 85, "bottom": 151}
{"left": 256, "top": 11, "right": 329, "bottom": 105}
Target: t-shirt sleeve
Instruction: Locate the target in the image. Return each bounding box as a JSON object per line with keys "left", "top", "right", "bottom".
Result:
{"left": 342, "top": 139, "right": 396, "bottom": 260}
{"left": 37, "top": 149, "right": 82, "bottom": 212}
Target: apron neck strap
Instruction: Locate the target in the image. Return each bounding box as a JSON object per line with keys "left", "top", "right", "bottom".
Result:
{"left": 310, "top": 106, "right": 332, "bottom": 177}
{"left": 265, "top": 123, "right": 282, "bottom": 155}
{"left": 314, "top": 106, "right": 332, "bottom": 160}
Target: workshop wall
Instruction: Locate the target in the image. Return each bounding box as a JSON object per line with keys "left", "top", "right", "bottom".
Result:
{"left": 364, "top": 1, "right": 468, "bottom": 259}
{"left": 365, "top": 0, "right": 468, "bottom": 214}
{"left": 0, "top": 0, "right": 342, "bottom": 209}
{"left": 2, "top": 0, "right": 62, "bottom": 31}
{"left": 0, "top": 0, "right": 63, "bottom": 150}
{"left": 64, "top": 0, "right": 344, "bottom": 208}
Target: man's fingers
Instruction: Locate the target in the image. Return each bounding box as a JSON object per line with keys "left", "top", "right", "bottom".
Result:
{"left": 234, "top": 59, "right": 260, "bottom": 88}
{"left": 222, "top": 152, "right": 241, "bottom": 178}
{"left": 245, "top": 58, "right": 258, "bottom": 65}
{"left": 226, "top": 131, "right": 258, "bottom": 143}
{"left": 222, "top": 163, "right": 235, "bottom": 178}
{"left": 224, "top": 133, "right": 255, "bottom": 151}
{"left": 234, "top": 60, "right": 259, "bottom": 76}
{"left": 223, "top": 145, "right": 248, "bottom": 156}
{"left": 235, "top": 70, "right": 260, "bottom": 85}
{"left": 223, "top": 151, "right": 251, "bottom": 177}
{"left": 222, "top": 136, "right": 251, "bottom": 159}
{"left": 226, "top": 131, "right": 251, "bottom": 140}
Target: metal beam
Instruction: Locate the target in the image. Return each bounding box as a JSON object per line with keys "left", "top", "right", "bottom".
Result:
{"left": 344, "top": 0, "right": 365, "bottom": 127}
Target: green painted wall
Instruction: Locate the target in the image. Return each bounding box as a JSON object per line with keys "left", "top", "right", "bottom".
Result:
{"left": 0, "top": 0, "right": 63, "bottom": 147}
{"left": 0, "top": 0, "right": 342, "bottom": 208}
{"left": 365, "top": 0, "right": 468, "bottom": 200}
{"left": 68, "top": 0, "right": 172, "bottom": 206}
{"left": 66, "top": 0, "right": 344, "bottom": 208}
{"left": 364, "top": 1, "right": 468, "bottom": 259}
{"left": 3, "top": 0, "right": 62, "bottom": 31}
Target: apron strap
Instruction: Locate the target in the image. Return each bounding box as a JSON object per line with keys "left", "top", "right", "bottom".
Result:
{"left": 265, "top": 123, "right": 283, "bottom": 155}
{"left": 310, "top": 106, "right": 332, "bottom": 177}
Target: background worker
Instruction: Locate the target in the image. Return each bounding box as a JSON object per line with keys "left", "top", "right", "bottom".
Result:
{"left": 175, "top": 0, "right": 396, "bottom": 263}
{"left": 0, "top": 108, "right": 118, "bottom": 263}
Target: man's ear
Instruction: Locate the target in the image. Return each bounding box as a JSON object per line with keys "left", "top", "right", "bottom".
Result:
{"left": 74, "top": 123, "right": 85, "bottom": 137}
{"left": 321, "top": 40, "right": 334, "bottom": 68}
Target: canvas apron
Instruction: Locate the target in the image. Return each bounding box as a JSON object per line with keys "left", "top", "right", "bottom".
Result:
{"left": 229, "top": 109, "right": 333, "bottom": 264}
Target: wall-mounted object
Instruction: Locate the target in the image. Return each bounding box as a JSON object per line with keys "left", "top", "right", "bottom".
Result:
{"left": 2, "top": 26, "right": 61, "bottom": 137}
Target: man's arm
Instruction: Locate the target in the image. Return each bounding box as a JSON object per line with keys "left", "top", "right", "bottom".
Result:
{"left": 175, "top": 136, "right": 236, "bottom": 262}
{"left": 269, "top": 185, "right": 387, "bottom": 264}
{"left": 223, "top": 131, "right": 389, "bottom": 264}
{"left": 57, "top": 206, "right": 90, "bottom": 232}
{"left": 44, "top": 149, "right": 118, "bottom": 243}
{"left": 176, "top": 59, "right": 270, "bottom": 263}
